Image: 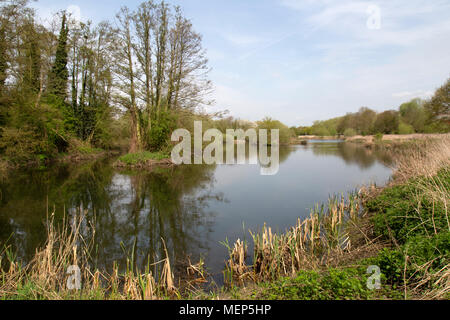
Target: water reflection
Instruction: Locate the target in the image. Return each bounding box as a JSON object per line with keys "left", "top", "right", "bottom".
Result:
{"left": 308, "top": 141, "right": 394, "bottom": 169}
{"left": 0, "top": 160, "right": 223, "bottom": 273}
{"left": 0, "top": 142, "right": 393, "bottom": 278}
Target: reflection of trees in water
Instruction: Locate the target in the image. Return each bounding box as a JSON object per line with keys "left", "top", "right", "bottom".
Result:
{"left": 90, "top": 164, "right": 222, "bottom": 273}
{"left": 0, "top": 160, "right": 115, "bottom": 263}
{"left": 309, "top": 142, "right": 393, "bottom": 169}
{"left": 0, "top": 160, "right": 222, "bottom": 274}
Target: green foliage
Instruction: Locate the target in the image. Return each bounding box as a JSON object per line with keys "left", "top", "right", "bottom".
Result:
{"left": 367, "top": 169, "right": 450, "bottom": 244}
{"left": 343, "top": 128, "right": 357, "bottom": 137}
{"left": 398, "top": 121, "right": 415, "bottom": 134}
{"left": 364, "top": 167, "right": 450, "bottom": 293}
{"left": 399, "top": 98, "right": 426, "bottom": 132}
{"left": 118, "top": 151, "right": 169, "bottom": 165}
{"left": 256, "top": 117, "right": 293, "bottom": 145}
{"left": 48, "top": 14, "right": 69, "bottom": 101}
{"left": 367, "top": 248, "right": 404, "bottom": 286}
{"left": 373, "top": 110, "right": 399, "bottom": 134}
{"left": 365, "top": 232, "right": 450, "bottom": 290}
{"left": 310, "top": 117, "right": 340, "bottom": 136}
{"left": 0, "top": 127, "right": 52, "bottom": 162}
{"left": 424, "top": 77, "right": 450, "bottom": 131}
{"left": 256, "top": 268, "right": 372, "bottom": 300}
{"left": 147, "top": 111, "right": 177, "bottom": 151}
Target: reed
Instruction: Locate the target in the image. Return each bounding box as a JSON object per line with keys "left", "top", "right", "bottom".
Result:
{"left": 0, "top": 211, "right": 183, "bottom": 300}
{"left": 223, "top": 135, "right": 450, "bottom": 299}
{"left": 224, "top": 193, "right": 364, "bottom": 283}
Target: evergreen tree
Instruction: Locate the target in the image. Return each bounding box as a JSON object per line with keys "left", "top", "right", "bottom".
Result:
{"left": 48, "top": 13, "right": 69, "bottom": 102}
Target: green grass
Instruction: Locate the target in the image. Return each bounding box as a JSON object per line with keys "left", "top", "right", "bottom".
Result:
{"left": 248, "top": 266, "right": 402, "bottom": 300}
{"left": 118, "top": 151, "right": 169, "bottom": 165}
{"left": 76, "top": 146, "right": 104, "bottom": 155}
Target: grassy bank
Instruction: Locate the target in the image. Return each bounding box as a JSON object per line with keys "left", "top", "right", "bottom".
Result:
{"left": 0, "top": 138, "right": 116, "bottom": 172}
{"left": 114, "top": 151, "right": 173, "bottom": 169}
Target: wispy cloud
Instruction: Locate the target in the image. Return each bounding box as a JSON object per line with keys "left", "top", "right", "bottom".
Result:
{"left": 222, "top": 33, "right": 264, "bottom": 46}
{"left": 392, "top": 90, "right": 434, "bottom": 99}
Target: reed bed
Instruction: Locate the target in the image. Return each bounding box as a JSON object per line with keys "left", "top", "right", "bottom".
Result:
{"left": 0, "top": 211, "right": 205, "bottom": 300}
{"left": 224, "top": 193, "right": 366, "bottom": 283}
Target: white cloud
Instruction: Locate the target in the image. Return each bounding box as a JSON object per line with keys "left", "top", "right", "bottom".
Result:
{"left": 222, "top": 33, "right": 263, "bottom": 46}
{"left": 392, "top": 90, "right": 434, "bottom": 99}
{"left": 67, "top": 5, "right": 82, "bottom": 24}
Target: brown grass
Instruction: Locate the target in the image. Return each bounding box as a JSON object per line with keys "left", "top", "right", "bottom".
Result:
{"left": 0, "top": 211, "right": 189, "bottom": 300}
{"left": 223, "top": 193, "right": 369, "bottom": 284}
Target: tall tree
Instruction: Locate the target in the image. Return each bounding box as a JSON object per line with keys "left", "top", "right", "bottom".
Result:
{"left": 113, "top": 6, "right": 144, "bottom": 153}
{"left": 424, "top": 78, "right": 450, "bottom": 130}
{"left": 48, "top": 13, "right": 69, "bottom": 102}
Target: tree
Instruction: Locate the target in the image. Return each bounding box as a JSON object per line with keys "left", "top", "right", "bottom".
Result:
{"left": 48, "top": 13, "right": 69, "bottom": 102}
{"left": 257, "top": 117, "right": 293, "bottom": 145}
{"left": 112, "top": 1, "right": 211, "bottom": 153}
{"left": 373, "top": 110, "right": 399, "bottom": 134}
{"left": 424, "top": 78, "right": 450, "bottom": 132}
{"left": 113, "top": 6, "right": 144, "bottom": 153}
{"left": 354, "top": 107, "right": 377, "bottom": 135}
{"left": 399, "top": 98, "right": 426, "bottom": 132}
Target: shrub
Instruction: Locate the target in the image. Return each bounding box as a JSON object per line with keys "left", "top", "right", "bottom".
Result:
{"left": 257, "top": 268, "right": 372, "bottom": 300}
{"left": 398, "top": 121, "right": 415, "bottom": 134}
{"left": 147, "top": 111, "right": 177, "bottom": 151}
{"left": 374, "top": 133, "right": 384, "bottom": 142}
{"left": 117, "top": 151, "right": 169, "bottom": 165}
{"left": 343, "top": 128, "right": 357, "bottom": 137}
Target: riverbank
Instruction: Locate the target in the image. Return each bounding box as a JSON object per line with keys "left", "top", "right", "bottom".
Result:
{"left": 216, "top": 136, "right": 449, "bottom": 300}
{"left": 345, "top": 133, "right": 449, "bottom": 148}
{"left": 0, "top": 141, "right": 119, "bottom": 173}
{"left": 0, "top": 136, "right": 448, "bottom": 300}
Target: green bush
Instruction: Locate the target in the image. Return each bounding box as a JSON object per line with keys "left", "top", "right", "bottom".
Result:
{"left": 343, "top": 128, "right": 357, "bottom": 137}
{"left": 398, "top": 121, "right": 415, "bottom": 134}
{"left": 147, "top": 111, "right": 177, "bottom": 151}
{"left": 257, "top": 268, "right": 372, "bottom": 300}
{"left": 366, "top": 248, "right": 404, "bottom": 286}
{"left": 367, "top": 170, "right": 449, "bottom": 244}
{"left": 118, "top": 151, "right": 169, "bottom": 165}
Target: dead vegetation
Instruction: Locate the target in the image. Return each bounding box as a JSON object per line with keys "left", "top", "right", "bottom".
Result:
{"left": 0, "top": 211, "right": 205, "bottom": 300}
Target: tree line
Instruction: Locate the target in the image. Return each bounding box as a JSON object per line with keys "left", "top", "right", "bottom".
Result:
{"left": 294, "top": 78, "right": 450, "bottom": 137}
{"left": 0, "top": 0, "right": 211, "bottom": 163}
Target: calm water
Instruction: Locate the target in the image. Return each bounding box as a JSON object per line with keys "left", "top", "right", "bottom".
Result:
{"left": 0, "top": 141, "right": 393, "bottom": 282}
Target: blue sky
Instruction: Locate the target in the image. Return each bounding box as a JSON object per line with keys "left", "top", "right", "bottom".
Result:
{"left": 32, "top": 0, "right": 450, "bottom": 126}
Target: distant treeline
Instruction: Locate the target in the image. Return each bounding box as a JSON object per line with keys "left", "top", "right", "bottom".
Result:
{"left": 293, "top": 78, "right": 450, "bottom": 137}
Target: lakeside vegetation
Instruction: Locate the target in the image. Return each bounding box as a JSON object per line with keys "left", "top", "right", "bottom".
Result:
{"left": 1, "top": 0, "right": 449, "bottom": 302}
{"left": 1, "top": 136, "right": 448, "bottom": 300}
{"left": 2, "top": 0, "right": 447, "bottom": 172}
{"left": 221, "top": 136, "right": 450, "bottom": 300}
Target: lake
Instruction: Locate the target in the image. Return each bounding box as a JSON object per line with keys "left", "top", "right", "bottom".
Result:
{"left": 0, "top": 141, "right": 393, "bottom": 283}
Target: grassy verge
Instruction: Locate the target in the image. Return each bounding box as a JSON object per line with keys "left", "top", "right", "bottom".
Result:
{"left": 114, "top": 151, "right": 172, "bottom": 168}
